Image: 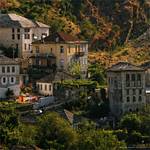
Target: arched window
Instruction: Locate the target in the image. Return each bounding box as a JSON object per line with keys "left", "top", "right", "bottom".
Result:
{"left": 127, "top": 96, "right": 130, "bottom": 102}
{"left": 129, "top": 108, "right": 132, "bottom": 112}
{"left": 136, "top": 108, "right": 139, "bottom": 112}
{"left": 1, "top": 76, "right": 8, "bottom": 85}
{"left": 138, "top": 96, "right": 142, "bottom": 102}
{"left": 133, "top": 96, "right": 136, "bottom": 102}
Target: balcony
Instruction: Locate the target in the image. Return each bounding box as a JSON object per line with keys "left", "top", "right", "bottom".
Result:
{"left": 75, "top": 51, "right": 85, "bottom": 57}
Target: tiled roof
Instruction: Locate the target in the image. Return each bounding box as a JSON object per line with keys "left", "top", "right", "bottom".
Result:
{"left": 0, "top": 13, "right": 49, "bottom": 28}
{"left": 32, "top": 32, "right": 88, "bottom": 44}
{"left": 37, "top": 71, "right": 75, "bottom": 83}
{"left": 107, "top": 62, "right": 144, "bottom": 72}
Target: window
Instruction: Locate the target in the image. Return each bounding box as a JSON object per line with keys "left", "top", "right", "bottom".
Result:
{"left": 126, "top": 89, "right": 129, "bottom": 95}
{"left": 12, "top": 34, "right": 15, "bottom": 40}
{"left": 10, "top": 77, "right": 16, "bottom": 84}
{"left": 126, "top": 74, "right": 130, "bottom": 81}
{"left": 35, "top": 46, "right": 39, "bottom": 53}
{"left": 49, "top": 85, "right": 51, "bottom": 91}
{"left": 137, "top": 74, "right": 141, "bottom": 81}
{"left": 12, "top": 66, "right": 15, "bottom": 73}
{"left": 45, "top": 84, "right": 47, "bottom": 91}
{"left": 17, "top": 28, "right": 20, "bottom": 32}
{"left": 17, "top": 34, "right": 20, "bottom": 40}
{"left": 12, "top": 28, "right": 15, "bottom": 33}
{"left": 32, "top": 34, "right": 35, "bottom": 40}
{"left": 1, "top": 77, "right": 7, "bottom": 85}
{"left": 60, "top": 46, "right": 64, "bottom": 53}
{"left": 126, "top": 74, "right": 130, "bottom": 87}
{"left": 24, "top": 43, "right": 27, "bottom": 50}
{"left": 2, "top": 67, "right": 5, "bottom": 73}
{"left": 11, "top": 77, "right": 14, "bottom": 83}
{"left": 127, "top": 96, "right": 130, "bottom": 102}
{"left": 3, "top": 77, "right": 6, "bottom": 83}
{"left": 68, "top": 45, "right": 71, "bottom": 53}
{"left": 29, "top": 44, "right": 31, "bottom": 51}
{"left": 132, "top": 89, "right": 136, "bottom": 95}
{"left": 138, "top": 96, "right": 142, "bottom": 102}
{"left": 24, "top": 28, "right": 30, "bottom": 32}
{"left": 139, "top": 89, "right": 142, "bottom": 95}
{"left": 129, "top": 108, "right": 132, "bottom": 112}
{"left": 133, "top": 96, "right": 136, "bottom": 102}
{"left": 7, "top": 66, "right": 10, "bottom": 73}
{"left": 50, "top": 48, "right": 53, "bottom": 53}
{"left": 24, "top": 34, "right": 30, "bottom": 39}
{"left": 131, "top": 74, "right": 136, "bottom": 81}
{"left": 40, "top": 84, "right": 42, "bottom": 90}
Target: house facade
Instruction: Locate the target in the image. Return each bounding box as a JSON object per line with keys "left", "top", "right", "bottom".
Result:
{"left": 36, "top": 71, "right": 74, "bottom": 96}
{"left": 29, "top": 53, "right": 56, "bottom": 73}
{"left": 0, "top": 13, "right": 49, "bottom": 58}
{"left": 0, "top": 55, "right": 21, "bottom": 98}
{"left": 141, "top": 61, "right": 150, "bottom": 103}
{"left": 31, "top": 32, "right": 88, "bottom": 77}
{"left": 36, "top": 77, "right": 53, "bottom": 96}
{"left": 107, "top": 62, "right": 146, "bottom": 117}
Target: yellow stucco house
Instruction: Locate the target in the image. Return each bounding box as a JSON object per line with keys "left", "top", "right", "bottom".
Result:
{"left": 31, "top": 32, "right": 88, "bottom": 77}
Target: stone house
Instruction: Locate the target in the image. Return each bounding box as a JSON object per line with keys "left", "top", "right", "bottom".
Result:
{"left": 54, "top": 80, "right": 97, "bottom": 101}
{"left": 0, "top": 55, "right": 22, "bottom": 98}
{"left": 107, "top": 62, "right": 146, "bottom": 117}
{"left": 0, "top": 13, "right": 49, "bottom": 58}
{"left": 31, "top": 32, "right": 88, "bottom": 77}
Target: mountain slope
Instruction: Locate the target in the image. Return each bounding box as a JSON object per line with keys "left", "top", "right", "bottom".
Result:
{"left": 0, "top": 0, "right": 150, "bottom": 66}
{"left": 89, "top": 27, "right": 150, "bottom": 67}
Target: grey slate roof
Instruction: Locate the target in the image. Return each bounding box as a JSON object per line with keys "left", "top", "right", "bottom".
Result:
{"left": 0, "top": 55, "right": 19, "bottom": 65}
{"left": 140, "top": 61, "right": 150, "bottom": 69}
{"left": 107, "top": 62, "right": 145, "bottom": 72}
{"left": 0, "top": 13, "right": 49, "bottom": 28}
{"left": 37, "top": 71, "right": 75, "bottom": 83}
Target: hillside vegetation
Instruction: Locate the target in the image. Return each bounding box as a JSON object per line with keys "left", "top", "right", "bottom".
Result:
{"left": 0, "top": 0, "right": 150, "bottom": 65}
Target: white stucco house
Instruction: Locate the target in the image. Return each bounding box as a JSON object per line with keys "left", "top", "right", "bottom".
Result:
{"left": 0, "top": 13, "right": 49, "bottom": 58}
{"left": 0, "top": 55, "right": 22, "bottom": 98}
{"left": 36, "top": 76, "right": 53, "bottom": 96}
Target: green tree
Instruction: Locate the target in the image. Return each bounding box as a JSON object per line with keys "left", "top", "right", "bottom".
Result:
{"left": 81, "top": 20, "right": 97, "bottom": 40}
{"left": 50, "top": 19, "right": 65, "bottom": 33}
{"left": 88, "top": 63, "right": 106, "bottom": 85}
{"left": 77, "top": 130, "right": 127, "bottom": 150}
{"left": 0, "top": 107, "right": 20, "bottom": 147}
{"left": 119, "top": 114, "right": 142, "bottom": 132}
{"left": 68, "top": 62, "right": 81, "bottom": 78}
{"left": 36, "top": 112, "right": 78, "bottom": 149}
